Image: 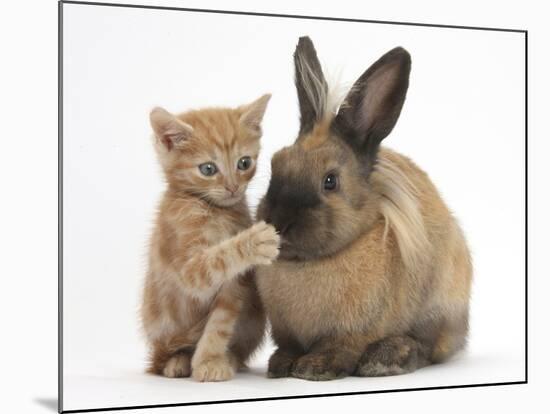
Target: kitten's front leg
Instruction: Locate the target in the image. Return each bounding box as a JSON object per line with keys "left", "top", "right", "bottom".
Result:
{"left": 191, "top": 281, "right": 242, "bottom": 382}
{"left": 189, "top": 222, "right": 279, "bottom": 381}
{"left": 180, "top": 221, "right": 280, "bottom": 301}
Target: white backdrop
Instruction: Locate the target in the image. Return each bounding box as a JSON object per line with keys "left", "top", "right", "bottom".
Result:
{"left": 61, "top": 2, "right": 525, "bottom": 411}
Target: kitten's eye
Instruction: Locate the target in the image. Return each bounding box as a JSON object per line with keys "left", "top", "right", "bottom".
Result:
{"left": 237, "top": 156, "right": 252, "bottom": 171}
{"left": 323, "top": 173, "right": 339, "bottom": 191}
{"left": 198, "top": 162, "right": 218, "bottom": 176}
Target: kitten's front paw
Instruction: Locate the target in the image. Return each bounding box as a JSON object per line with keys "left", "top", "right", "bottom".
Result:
{"left": 192, "top": 355, "right": 236, "bottom": 382}
{"left": 243, "top": 221, "right": 280, "bottom": 266}
{"left": 162, "top": 353, "right": 191, "bottom": 378}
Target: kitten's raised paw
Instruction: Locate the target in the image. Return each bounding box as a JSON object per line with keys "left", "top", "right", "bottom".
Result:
{"left": 243, "top": 221, "right": 280, "bottom": 265}
{"left": 162, "top": 353, "right": 191, "bottom": 378}
{"left": 192, "top": 355, "right": 236, "bottom": 382}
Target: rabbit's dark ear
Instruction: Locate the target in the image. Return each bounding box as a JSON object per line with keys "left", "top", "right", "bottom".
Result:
{"left": 294, "top": 36, "right": 328, "bottom": 135}
{"left": 333, "top": 47, "right": 411, "bottom": 162}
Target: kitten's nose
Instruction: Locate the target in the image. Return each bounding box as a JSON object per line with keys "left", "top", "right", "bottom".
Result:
{"left": 225, "top": 184, "right": 239, "bottom": 194}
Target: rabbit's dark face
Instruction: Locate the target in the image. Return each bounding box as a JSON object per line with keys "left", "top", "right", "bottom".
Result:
{"left": 257, "top": 121, "right": 377, "bottom": 261}
{"left": 258, "top": 37, "right": 411, "bottom": 261}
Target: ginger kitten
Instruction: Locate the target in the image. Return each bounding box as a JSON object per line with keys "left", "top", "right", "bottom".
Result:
{"left": 141, "top": 94, "right": 279, "bottom": 382}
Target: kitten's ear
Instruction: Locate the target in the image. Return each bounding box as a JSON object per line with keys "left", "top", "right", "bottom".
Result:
{"left": 333, "top": 47, "right": 411, "bottom": 161}
{"left": 149, "top": 107, "right": 194, "bottom": 151}
{"left": 239, "top": 94, "right": 271, "bottom": 134}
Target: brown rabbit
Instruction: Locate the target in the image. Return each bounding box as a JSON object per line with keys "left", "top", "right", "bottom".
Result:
{"left": 256, "top": 37, "right": 472, "bottom": 380}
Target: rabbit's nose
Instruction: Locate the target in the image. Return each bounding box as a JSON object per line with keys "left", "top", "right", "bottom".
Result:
{"left": 263, "top": 207, "right": 295, "bottom": 235}
{"left": 277, "top": 220, "right": 295, "bottom": 236}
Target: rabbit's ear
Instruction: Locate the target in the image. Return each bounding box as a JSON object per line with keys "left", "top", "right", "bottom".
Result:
{"left": 333, "top": 47, "right": 411, "bottom": 161}
{"left": 294, "top": 36, "right": 329, "bottom": 135}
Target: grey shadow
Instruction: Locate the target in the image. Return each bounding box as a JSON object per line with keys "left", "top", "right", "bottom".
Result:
{"left": 34, "top": 398, "right": 58, "bottom": 412}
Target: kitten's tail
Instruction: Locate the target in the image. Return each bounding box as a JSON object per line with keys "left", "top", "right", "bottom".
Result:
{"left": 147, "top": 318, "right": 207, "bottom": 374}
{"left": 165, "top": 320, "right": 206, "bottom": 353}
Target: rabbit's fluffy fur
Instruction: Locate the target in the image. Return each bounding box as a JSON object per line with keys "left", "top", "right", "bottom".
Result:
{"left": 256, "top": 37, "right": 472, "bottom": 380}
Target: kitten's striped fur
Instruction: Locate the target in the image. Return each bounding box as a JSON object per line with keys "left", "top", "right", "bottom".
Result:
{"left": 141, "top": 95, "right": 279, "bottom": 381}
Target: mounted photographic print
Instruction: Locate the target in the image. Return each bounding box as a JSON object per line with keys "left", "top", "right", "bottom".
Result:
{"left": 60, "top": 1, "right": 527, "bottom": 412}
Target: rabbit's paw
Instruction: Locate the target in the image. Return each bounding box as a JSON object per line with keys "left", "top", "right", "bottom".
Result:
{"left": 162, "top": 353, "right": 191, "bottom": 378}
{"left": 290, "top": 352, "right": 350, "bottom": 381}
{"left": 267, "top": 348, "right": 299, "bottom": 378}
{"left": 356, "top": 336, "right": 430, "bottom": 377}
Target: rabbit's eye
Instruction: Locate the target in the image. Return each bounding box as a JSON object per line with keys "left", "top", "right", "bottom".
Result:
{"left": 323, "top": 173, "right": 339, "bottom": 191}
{"left": 237, "top": 156, "right": 252, "bottom": 171}
{"left": 198, "top": 162, "right": 218, "bottom": 176}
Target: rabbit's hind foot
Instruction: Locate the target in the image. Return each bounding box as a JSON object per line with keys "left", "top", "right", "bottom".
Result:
{"left": 356, "top": 336, "right": 431, "bottom": 377}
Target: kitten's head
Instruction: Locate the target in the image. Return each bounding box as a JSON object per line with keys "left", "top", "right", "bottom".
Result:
{"left": 150, "top": 94, "right": 271, "bottom": 207}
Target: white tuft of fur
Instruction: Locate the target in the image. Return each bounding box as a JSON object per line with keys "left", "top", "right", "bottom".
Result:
{"left": 374, "top": 155, "right": 431, "bottom": 271}
{"left": 295, "top": 52, "right": 347, "bottom": 120}
{"left": 325, "top": 68, "right": 350, "bottom": 116}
